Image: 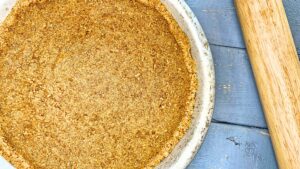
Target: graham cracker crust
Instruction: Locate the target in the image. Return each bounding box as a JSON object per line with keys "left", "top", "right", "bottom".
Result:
{"left": 0, "top": 0, "right": 198, "bottom": 168}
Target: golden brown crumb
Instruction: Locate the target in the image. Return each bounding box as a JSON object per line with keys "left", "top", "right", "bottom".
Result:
{"left": 0, "top": 0, "right": 197, "bottom": 168}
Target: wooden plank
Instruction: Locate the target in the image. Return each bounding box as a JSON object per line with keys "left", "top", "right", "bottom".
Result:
{"left": 186, "top": 0, "right": 245, "bottom": 48}
{"left": 186, "top": 0, "right": 300, "bottom": 54}
{"left": 283, "top": 0, "right": 300, "bottom": 55}
{"left": 235, "top": 1, "right": 300, "bottom": 168}
{"left": 211, "top": 45, "right": 267, "bottom": 128}
{"left": 188, "top": 123, "right": 278, "bottom": 169}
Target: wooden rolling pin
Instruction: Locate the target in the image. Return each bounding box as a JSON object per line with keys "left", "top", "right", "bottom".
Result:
{"left": 235, "top": 0, "right": 300, "bottom": 168}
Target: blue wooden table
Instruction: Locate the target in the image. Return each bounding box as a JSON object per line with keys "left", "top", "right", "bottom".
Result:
{"left": 0, "top": 1, "right": 299, "bottom": 169}
{"left": 186, "top": 0, "right": 300, "bottom": 169}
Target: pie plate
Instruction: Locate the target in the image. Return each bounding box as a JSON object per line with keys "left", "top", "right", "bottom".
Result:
{"left": 0, "top": 0, "right": 215, "bottom": 168}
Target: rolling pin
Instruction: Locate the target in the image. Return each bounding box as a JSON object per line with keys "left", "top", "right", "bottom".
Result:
{"left": 235, "top": 0, "right": 300, "bottom": 168}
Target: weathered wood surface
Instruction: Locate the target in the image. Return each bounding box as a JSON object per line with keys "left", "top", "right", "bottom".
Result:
{"left": 3, "top": 0, "right": 299, "bottom": 168}
{"left": 188, "top": 123, "right": 278, "bottom": 169}
{"left": 184, "top": 0, "right": 300, "bottom": 168}
{"left": 235, "top": 1, "right": 300, "bottom": 168}
{"left": 186, "top": 0, "right": 300, "bottom": 56}
{"left": 186, "top": 0, "right": 300, "bottom": 128}
{"left": 211, "top": 45, "right": 267, "bottom": 128}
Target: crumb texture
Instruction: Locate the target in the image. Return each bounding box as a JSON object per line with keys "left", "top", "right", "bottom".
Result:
{"left": 0, "top": 0, "right": 197, "bottom": 168}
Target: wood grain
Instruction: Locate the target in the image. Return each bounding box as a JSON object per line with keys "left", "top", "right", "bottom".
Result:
{"left": 185, "top": 0, "right": 299, "bottom": 128}
{"left": 235, "top": 0, "right": 300, "bottom": 168}
{"left": 0, "top": 1, "right": 281, "bottom": 168}
{"left": 186, "top": 0, "right": 300, "bottom": 54}
{"left": 211, "top": 45, "right": 267, "bottom": 128}
{"left": 188, "top": 123, "right": 277, "bottom": 169}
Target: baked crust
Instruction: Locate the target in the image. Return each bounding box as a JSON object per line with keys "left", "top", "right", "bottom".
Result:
{"left": 0, "top": 0, "right": 197, "bottom": 168}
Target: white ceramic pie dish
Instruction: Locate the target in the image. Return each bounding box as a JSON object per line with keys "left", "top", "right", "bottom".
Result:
{"left": 0, "top": 0, "right": 215, "bottom": 168}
